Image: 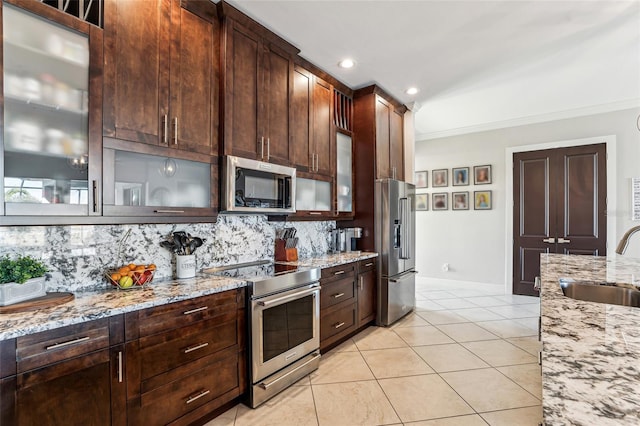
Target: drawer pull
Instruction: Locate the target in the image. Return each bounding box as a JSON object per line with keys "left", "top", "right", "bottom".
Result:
{"left": 333, "top": 322, "right": 345, "bottom": 329}
{"left": 365, "top": 262, "right": 374, "bottom": 267}
{"left": 184, "top": 342, "right": 209, "bottom": 354}
{"left": 45, "top": 336, "right": 90, "bottom": 351}
{"left": 186, "top": 389, "right": 210, "bottom": 405}
{"left": 334, "top": 270, "right": 346, "bottom": 275}
{"left": 333, "top": 293, "right": 345, "bottom": 299}
{"left": 359, "top": 276, "right": 363, "bottom": 291}
{"left": 183, "top": 306, "right": 208, "bottom": 315}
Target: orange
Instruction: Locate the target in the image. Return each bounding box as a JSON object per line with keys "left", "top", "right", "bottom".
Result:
{"left": 110, "top": 273, "right": 121, "bottom": 282}
{"left": 134, "top": 265, "right": 146, "bottom": 272}
{"left": 117, "top": 266, "right": 130, "bottom": 275}
{"left": 127, "top": 263, "right": 136, "bottom": 270}
{"left": 147, "top": 263, "right": 157, "bottom": 271}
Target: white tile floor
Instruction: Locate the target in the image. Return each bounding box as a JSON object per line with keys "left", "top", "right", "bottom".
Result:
{"left": 206, "top": 278, "right": 543, "bottom": 426}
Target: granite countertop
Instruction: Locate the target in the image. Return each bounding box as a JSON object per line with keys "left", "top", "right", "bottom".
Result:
{"left": 0, "top": 251, "right": 377, "bottom": 342}
{"left": 540, "top": 253, "right": 640, "bottom": 425}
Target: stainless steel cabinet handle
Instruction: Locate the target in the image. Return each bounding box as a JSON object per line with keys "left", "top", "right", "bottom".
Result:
{"left": 333, "top": 292, "right": 345, "bottom": 299}
{"left": 46, "top": 336, "right": 90, "bottom": 351}
{"left": 162, "top": 114, "right": 168, "bottom": 144}
{"left": 392, "top": 167, "right": 396, "bottom": 180}
{"left": 183, "top": 306, "right": 208, "bottom": 315}
{"left": 186, "top": 389, "right": 210, "bottom": 405}
{"left": 334, "top": 270, "right": 346, "bottom": 275}
{"left": 173, "top": 117, "right": 178, "bottom": 145}
{"left": 260, "top": 137, "right": 264, "bottom": 160}
{"left": 365, "top": 262, "right": 374, "bottom": 267}
{"left": 542, "top": 237, "right": 556, "bottom": 243}
{"left": 309, "top": 212, "right": 322, "bottom": 215}
{"left": 154, "top": 210, "right": 186, "bottom": 214}
{"left": 359, "top": 276, "right": 363, "bottom": 290}
{"left": 266, "top": 138, "right": 270, "bottom": 161}
{"left": 333, "top": 322, "right": 345, "bottom": 329}
{"left": 558, "top": 238, "right": 571, "bottom": 244}
{"left": 534, "top": 276, "right": 541, "bottom": 290}
{"left": 184, "top": 342, "right": 209, "bottom": 354}
{"left": 117, "top": 350, "right": 123, "bottom": 383}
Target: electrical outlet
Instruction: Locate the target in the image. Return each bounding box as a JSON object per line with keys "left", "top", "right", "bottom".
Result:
{"left": 442, "top": 263, "right": 449, "bottom": 272}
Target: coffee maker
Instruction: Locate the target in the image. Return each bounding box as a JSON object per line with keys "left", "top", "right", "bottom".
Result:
{"left": 330, "top": 227, "right": 362, "bottom": 253}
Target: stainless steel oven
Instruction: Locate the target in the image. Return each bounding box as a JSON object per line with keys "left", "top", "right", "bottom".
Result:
{"left": 203, "top": 261, "right": 321, "bottom": 407}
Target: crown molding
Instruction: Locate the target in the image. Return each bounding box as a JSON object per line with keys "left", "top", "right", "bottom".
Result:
{"left": 415, "top": 98, "right": 640, "bottom": 141}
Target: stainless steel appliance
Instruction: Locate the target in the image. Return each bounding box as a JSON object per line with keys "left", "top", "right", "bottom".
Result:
{"left": 375, "top": 179, "right": 416, "bottom": 326}
{"left": 203, "top": 261, "right": 321, "bottom": 407}
{"left": 330, "top": 227, "right": 362, "bottom": 253}
{"left": 222, "top": 155, "right": 296, "bottom": 214}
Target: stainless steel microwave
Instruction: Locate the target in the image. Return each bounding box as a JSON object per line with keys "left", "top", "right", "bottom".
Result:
{"left": 222, "top": 155, "right": 296, "bottom": 214}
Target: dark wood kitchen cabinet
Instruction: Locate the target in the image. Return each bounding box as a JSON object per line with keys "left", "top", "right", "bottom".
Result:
{"left": 291, "top": 65, "right": 334, "bottom": 177}
{"left": 103, "top": 0, "right": 219, "bottom": 155}
{"left": 219, "top": 3, "right": 299, "bottom": 165}
{"left": 354, "top": 85, "right": 406, "bottom": 181}
{"left": 124, "top": 288, "right": 245, "bottom": 426}
{"left": 0, "top": 316, "right": 126, "bottom": 426}
{"left": 357, "top": 258, "right": 377, "bottom": 327}
{"left": 319, "top": 263, "right": 357, "bottom": 352}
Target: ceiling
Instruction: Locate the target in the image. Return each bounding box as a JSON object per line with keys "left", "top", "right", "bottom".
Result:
{"left": 224, "top": 0, "right": 640, "bottom": 141}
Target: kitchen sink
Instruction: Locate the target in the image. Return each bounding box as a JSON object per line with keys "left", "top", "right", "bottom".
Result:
{"left": 559, "top": 279, "right": 640, "bottom": 307}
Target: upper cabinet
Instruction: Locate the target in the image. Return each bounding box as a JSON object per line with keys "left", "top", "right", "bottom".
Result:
{"left": 291, "top": 65, "right": 334, "bottom": 177}
{"left": 103, "top": 0, "right": 219, "bottom": 156}
{"left": 1, "top": 0, "right": 103, "bottom": 218}
{"left": 219, "top": 3, "right": 298, "bottom": 166}
{"left": 354, "top": 86, "right": 406, "bottom": 181}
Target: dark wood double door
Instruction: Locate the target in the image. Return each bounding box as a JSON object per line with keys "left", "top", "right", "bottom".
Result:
{"left": 513, "top": 144, "right": 607, "bottom": 296}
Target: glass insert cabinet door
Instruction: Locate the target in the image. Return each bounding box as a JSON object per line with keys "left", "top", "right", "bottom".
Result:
{"left": 336, "top": 132, "right": 353, "bottom": 213}
{"left": 2, "top": 3, "right": 96, "bottom": 216}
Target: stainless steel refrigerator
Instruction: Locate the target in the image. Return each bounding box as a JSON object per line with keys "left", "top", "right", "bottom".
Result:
{"left": 375, "top": 179, "right": 416, "bottom": 326}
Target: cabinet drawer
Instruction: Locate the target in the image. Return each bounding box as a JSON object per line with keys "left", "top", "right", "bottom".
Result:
{"left": 134, "top": 290, "right": 240, "bottom": 338}
{"left": 138, "top": 349, "right": 238, "bottom": 425}
{"left": 321, "top": 304, "right": 356, "bottom": 342}
{"left": 16, "top": 319, "right": 110, "bottom": 373}
{"left": 359, "top": 258, "right": 377, "bottom": 273}
{"left": 321, "top": 263, "right": 355, "bottom": 281}
{"left": 320, "top": 276, "right": 355, "bottom": 310}
{"left": 139, "top": 314, "right": 238, "bottom": 381}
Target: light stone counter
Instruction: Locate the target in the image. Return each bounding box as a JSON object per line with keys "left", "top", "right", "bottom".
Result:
{"left": 540, "top": 253, "right": 640, "bottom": 425}
{"left": 0, "top": 252, "right": 377, "bottom": 342}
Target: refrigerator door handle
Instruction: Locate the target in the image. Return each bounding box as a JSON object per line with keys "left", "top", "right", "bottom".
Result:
{"left": 399, "top": 198, "right": 410, "bottom": 259}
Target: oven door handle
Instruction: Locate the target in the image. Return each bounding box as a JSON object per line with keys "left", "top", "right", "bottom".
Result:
{"left": 259, "top": 352, "right": 321, "bottom": 390}
{"left": 257, "top": 286, "right": 319, "bottom": 307}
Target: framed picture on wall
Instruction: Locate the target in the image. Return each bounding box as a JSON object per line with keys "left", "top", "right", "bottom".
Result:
{"left": 474, "top": 165, "right": 492, "bottom": 185}
{"left": 415, "top": 171, "right": 428, "bottom": 188}
{"left": 432, "top": 169, "right": 448, "bottom": 187}
{"left": 416, "top": 194, "right": 428, "bottom": 211}
{"left": 452, "top": 167, "right": 470, "bottom": 186}
{"left": 432, "top": 192, "right": 448, "bottom": 210}
{"left": 452, "top": 192, "right": 469, "bottom": 210}
{"left": 474, "top": 190, "right": 492, "bottom": 210}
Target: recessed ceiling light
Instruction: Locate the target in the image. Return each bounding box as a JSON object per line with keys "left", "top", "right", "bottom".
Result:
{"left": 338, "top": 58, "right": 355, "bottom": 69}
{"left": 405, "top": 87, "right": 419, "bottom": 95}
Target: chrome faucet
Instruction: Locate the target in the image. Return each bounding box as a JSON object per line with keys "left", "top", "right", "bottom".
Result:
{"left": 615, "top": 225, "right": 640, "bottom": 254}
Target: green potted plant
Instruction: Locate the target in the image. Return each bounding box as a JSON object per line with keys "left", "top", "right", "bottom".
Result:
{"left": 0, "top": 255, "right": 48, "bottom": 306}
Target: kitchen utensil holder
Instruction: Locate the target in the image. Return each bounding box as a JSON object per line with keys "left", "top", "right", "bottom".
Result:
{"left": 176, "top": 254, "right": 196, "bottom": 279}
{"left": 275, "top": 239, "right": 298, "bottom": 262}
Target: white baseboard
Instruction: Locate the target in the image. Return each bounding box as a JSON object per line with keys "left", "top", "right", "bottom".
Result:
{"left": 416, "top": 276, "right": 506, "bottom": 294}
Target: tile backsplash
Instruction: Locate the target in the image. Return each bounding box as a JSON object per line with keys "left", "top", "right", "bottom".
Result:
{"left": 0, "top": 216, "right": 335, "bottom": 292}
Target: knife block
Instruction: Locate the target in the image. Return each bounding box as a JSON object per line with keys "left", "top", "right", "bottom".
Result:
{"left": 275, "top": 239, "right": 298, "bottom": 262}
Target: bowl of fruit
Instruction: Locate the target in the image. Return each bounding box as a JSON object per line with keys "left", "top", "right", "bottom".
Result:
{"left": 106, "top": 263, "right": 156, "bottom": 290}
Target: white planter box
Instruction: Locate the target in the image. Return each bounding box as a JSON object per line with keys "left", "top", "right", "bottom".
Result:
{"left": 0, "top": 276, "right": 47, "bottom": 306}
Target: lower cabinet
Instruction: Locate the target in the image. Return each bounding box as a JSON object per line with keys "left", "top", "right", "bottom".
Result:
{"left": 0, "top": 316, "right": 126, "bottom": 426}
{"left": 0, "top": 288, "right": 246, "bottom": 426}
{"left": 125, "top": 288, "right": 246, "bottom": 425}
{"left": 320, "top": 258, "right": 377, "bottom": 352}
